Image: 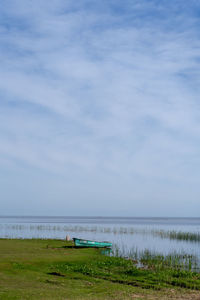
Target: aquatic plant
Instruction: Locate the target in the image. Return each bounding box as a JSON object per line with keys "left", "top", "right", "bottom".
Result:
{"left": 112, "top": 246, "right": 199, "bottom": 272}
{"left": 1, "top": 224, "right": 200, "bottom": 245}
{"left": 152, "top": 230, "right": 200, "bottom": 243}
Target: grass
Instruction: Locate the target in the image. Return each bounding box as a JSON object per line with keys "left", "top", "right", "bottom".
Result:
{"left": 0, "top": 239, "right": 200, "bottom": 299}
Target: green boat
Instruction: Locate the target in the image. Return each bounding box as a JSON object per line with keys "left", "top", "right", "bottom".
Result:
{"left": 73, "top": 238, "right": 112, "bottom": 248}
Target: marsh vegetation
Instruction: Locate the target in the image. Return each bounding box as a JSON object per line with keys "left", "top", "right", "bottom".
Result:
{"left": 112, "top": 246, "right": 199, "bottom": 272}
{"left": 1, "top": 223, "right": 200, "bottom": 241}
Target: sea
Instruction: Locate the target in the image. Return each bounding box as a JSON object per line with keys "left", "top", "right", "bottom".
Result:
{"left": 0, "top": 216, "right": 200, "bottom": 258}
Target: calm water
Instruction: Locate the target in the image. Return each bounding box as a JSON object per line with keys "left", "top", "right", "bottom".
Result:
{"left": 0, "top": 216, "right": 200, "bottom": 258}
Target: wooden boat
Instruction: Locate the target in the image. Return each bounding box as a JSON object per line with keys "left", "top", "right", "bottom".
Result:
{"left": 73, "top": 238, "right": 112, "bottom": 248}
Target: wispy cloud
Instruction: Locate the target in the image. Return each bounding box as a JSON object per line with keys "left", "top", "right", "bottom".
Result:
{"left": 0, "top": 0, "right": 200, "bottom": 215}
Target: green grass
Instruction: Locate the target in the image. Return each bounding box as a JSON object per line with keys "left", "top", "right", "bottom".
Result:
{"left": 0, "top": 239, "right": 200, "bottom": 299}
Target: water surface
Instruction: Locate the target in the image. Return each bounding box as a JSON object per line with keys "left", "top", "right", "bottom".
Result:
{"left": 0, "top": 216, "right": 200, "bottom": 258}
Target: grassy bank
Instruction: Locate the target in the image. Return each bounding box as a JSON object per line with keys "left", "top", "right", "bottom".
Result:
{"left": 0, "top": 239, "right": 200, "bottom": 299}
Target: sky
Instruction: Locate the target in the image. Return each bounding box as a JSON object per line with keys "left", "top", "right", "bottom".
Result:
{"left": 0, "top": 0, "right": 200, "bottom": 217}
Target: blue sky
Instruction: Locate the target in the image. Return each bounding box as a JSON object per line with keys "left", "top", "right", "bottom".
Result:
{"left": 0, "top": 0, "right": 200, "bottom": 216}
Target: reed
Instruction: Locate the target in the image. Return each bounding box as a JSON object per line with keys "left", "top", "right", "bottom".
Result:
{"left": 1, "top": 224, "right": 200, "bottom": 244}
{"left": 112, "top": 246, "right": 199, "bottom": 272}
{"left": 153, "top": 230, "right": 200, "bottom": 242}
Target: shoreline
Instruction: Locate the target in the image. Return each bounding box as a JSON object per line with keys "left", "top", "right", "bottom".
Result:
{"left": 0, "top": 238, "right": 200, "bottom": 299}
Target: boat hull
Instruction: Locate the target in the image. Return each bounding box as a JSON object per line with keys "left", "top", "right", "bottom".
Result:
{"left": 73, "top": 238, "right": 112, "bottom": 248}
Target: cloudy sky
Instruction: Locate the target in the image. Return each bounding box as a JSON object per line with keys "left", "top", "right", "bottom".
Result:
{"left": 0, "top": 0, "right": 200, "bottom": 216}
